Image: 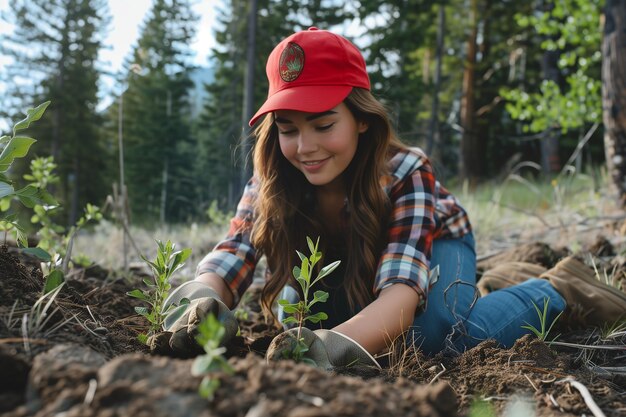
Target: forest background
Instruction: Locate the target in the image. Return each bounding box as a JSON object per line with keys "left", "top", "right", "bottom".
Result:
{"left": 0, "top": 0, "right": 623, "bottom": 230}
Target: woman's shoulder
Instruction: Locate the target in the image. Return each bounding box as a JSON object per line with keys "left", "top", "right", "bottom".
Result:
{"left": 387, "top": 146, "right": 432, "bottom": 181}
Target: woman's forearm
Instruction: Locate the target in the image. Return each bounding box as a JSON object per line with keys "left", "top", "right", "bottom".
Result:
{"left": 195, "top": 272, "right": 234, "bottom": 308}
{"left": 332, "top": 284, "right": 421, "bottom": 355}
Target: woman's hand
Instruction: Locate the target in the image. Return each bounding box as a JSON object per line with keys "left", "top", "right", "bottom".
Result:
{"left": 265, "top": 328, "right": 381, "bottom": 371}
{"left": 332, "top": 283, "right": 421, "bottom": 355}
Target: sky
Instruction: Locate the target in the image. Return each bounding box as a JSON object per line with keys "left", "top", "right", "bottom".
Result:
{"left": 102, "top": 0, "right": 219, "bottom": 83}
{"left": 0, "top": 0, "right": 219, "bottom": 114}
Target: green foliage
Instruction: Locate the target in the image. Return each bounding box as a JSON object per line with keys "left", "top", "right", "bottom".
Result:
{"left": 127, "top": 240, "right": 192, "bottom": 342}
{"left": 355, "top": 0, "right": 435, "bottom": 137}
{"left": 22, "top": 282, "right": 69, "bottom": 340}
{"left": 0, "top": 102, "right": 103, "bottom": 295}
{"left": 22, "top": 156, "right": 103, "bottom": 265}
{"left": 0, "top": 102, "right": 57, "bottom": 246}
{"left": 36, "top": 203, "right": 103, "bottom": 294}
{"left": 206, "top": 200, "right": 234, "bottom": 226}
{"left": 501, "top": 0, "right": 603, "bottom": 133}
{"left": 113, "top": 0, "right": 198, "bottom": 223}
{"left": 1, "top": 1, "right": 112, "bottom": 219}
{"left": 278, "top": 236, "right": 340, "bottom": 364}
{"left": 232, "top": 290, "right": 252, "bottom": 321}
{"left": 191, "top": 314, "right": 234, "bottom": 400}
{"left": 468, "top": 398, "right": 497, "bottom": 417}
{"left": 198, "top": 0, "right": 349, "bottom": 208}
{"left": 600, "top": 319, "right": 626, "bottom": 340}
{"left": 521, "top": 297, "right": 563, "bottom": 342}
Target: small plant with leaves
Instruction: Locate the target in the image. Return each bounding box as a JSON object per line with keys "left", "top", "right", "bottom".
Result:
{"left": 127, "top": 240, "right": 192, "bottom": 343}
{"left": 22, "top": 203, "right": 103, "bottom": 296}
{"left": 521, "top": 297, "right": 563, "bottom": 342}
{"left": 191, "top": 314, "right": 234, "bottom": 400}
{"left": 0, "top": 101, "right": 57, "bottom": 247}
{"left": 277, "top": 236, "right": 340, "bottom": 364}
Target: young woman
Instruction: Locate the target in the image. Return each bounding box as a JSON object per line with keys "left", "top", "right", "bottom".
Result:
{"left": 160, "top": 28, "right": 626, "bottom": 366}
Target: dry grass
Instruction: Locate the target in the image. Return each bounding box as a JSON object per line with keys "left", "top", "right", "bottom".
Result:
{"left": 453, "top": 165, "right": 623, "bottom": 256}
{"left": 74, "top": 220, "right": 230, "bottom": 281}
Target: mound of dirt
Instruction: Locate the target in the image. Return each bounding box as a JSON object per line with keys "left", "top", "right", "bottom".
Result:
{"left": 1, "top": 241, "right": 625, "bottom": 417}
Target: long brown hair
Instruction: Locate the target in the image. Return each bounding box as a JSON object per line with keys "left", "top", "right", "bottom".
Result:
{"left": 251, "top": 88, "right": 407, "bottom": 326}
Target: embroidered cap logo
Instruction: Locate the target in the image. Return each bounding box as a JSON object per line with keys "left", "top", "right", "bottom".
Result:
{"left": 279, "top": 42, "right": 305, "bottom": 82}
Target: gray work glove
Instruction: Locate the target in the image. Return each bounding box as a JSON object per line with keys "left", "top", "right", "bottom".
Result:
{"left": 265, "top": 328, "right": 381, "bottom": 371}
{"left": 149, "top": 281, "right": 239, "bottom": 357}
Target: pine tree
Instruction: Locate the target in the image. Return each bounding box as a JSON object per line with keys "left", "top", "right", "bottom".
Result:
{"left": 118, "top": 0, "right": 198, "bottom": 223}
{"left": 197, "top": 0, "right": 349, "bottom": 210}
{"left": 0, "top": 0, "right": 111, "bottom": 224}
{"left": 353, "top": 0, "right": 436, "bottom": 142}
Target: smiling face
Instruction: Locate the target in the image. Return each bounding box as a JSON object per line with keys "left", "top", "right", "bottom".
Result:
{"left": 275, "top": 103, "right": 368, "bottom": 191}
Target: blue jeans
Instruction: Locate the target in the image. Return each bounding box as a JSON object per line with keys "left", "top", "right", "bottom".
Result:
{"left": 410, "top": 233, "right": 566, "bottom": 355}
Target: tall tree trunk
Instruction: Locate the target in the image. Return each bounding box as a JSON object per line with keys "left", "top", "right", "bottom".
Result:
{"left": 539, "top": 0, "right": 561, "bottom": 174}
{"left": 539, "top": 49, "right": 562, "bottom": 175}
{"left": 460, "top": 0, "right": 479, "bottom": 181}
{"left": 602, "top": 0, "right": 626, "bottom": 206}
{"left": 426, "top": 4, "right": 445, "bottom": 157}
{"left": 240, "top": 0, "right": 257, "bottom": 198}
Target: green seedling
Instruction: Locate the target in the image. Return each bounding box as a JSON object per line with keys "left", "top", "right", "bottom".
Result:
{"left": 232, "top": 290, "right": 254, "bottom": 321}
{"left": 521, "top": 297, "right": 562, "bottom": 342}
{"left": 468, "top": 397, "right": 497, "bottom": 417}
{"left": 600, "top": 318, "right": 626, "bottom": 341}
{"left": 22, "top": 203, "right": 103, "bottom": 295}
{"left": 0, "top": 101, "right": 58, "bottom": 247}
{"left": 191, "top": 314, "right": 234, "bottom": 400}
{"left": 0, "top": 102, "right": 101, "bottom": 296}
{"left": 127, "top": 240, "right": 191, "bottom": 343}
{"left": 278, "top": 236, "right": 340, "bottom": 364}
{"left": 21, "top": 283, "right": 77, "bottom": 355}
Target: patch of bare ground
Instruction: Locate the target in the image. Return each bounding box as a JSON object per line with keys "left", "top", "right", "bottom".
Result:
{"left": 1, "top": 232, "right": 625, "bottom": 417}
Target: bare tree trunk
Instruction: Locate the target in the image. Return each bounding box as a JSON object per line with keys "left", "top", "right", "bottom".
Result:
{"left": 240, "top": 0, "right": 257, "bottom": 196}
{"left": 460, "top": 0, "right": 479, "bottom": 181}
{"left": 603, "top": 0, "right": 626, "bottom": 206}
{"left": 539, "top": 0, "right": 561, "bottom": 174}
{"left": 426, "top": 4, "right": 445, "bottom": 157}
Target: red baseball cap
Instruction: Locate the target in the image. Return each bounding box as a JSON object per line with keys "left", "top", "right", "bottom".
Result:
{"left": 249, "top": 27, "right": 370, "bottom": 126}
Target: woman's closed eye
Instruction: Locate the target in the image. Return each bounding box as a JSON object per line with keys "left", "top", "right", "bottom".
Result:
{"left": 316, "top": 122, "right": 335, "bottom": 132}
{"left": 276, "top": 123, "right": 297, "bottom": 135}
{"left": 278, "top": 123, "right": 335, "bottom": 135}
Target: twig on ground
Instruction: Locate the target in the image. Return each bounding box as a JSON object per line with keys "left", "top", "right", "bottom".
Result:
{"left": 547, "top": 393, "right": 563, "bottom": 412}
{"left": 295, "top": 392, "right": 325, "bottom": 407}
{"left": 524, "top": 374, "right": 539, "bottom": 392}
{"left": 548, "top": 340, "right": 626, "bottom": 351}
{"left": 519, "top": 365, "right": 568, "bottom": 378}
{"left": 429, "top": 363, "right": 447, "bottom": 385}
{"left": 556, "top": 378, "right": 606, "bottom": 417}
{"left": 0, "top": 338, "right": 47, "bottom": 344}
{"left": 589, "top": 366, "right": 626, "bottom": 375}
{"left": 83, "top": 379, "right": 97, "bottom": 405}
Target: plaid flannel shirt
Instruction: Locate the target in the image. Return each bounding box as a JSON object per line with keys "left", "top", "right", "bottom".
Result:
{"left": 196, "top": 147, "right": 472, "bottom": 306}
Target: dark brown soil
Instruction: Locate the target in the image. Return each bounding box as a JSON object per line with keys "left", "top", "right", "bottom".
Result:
{"left": 1, "top": 240, "right": 625, "bottom": 417}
